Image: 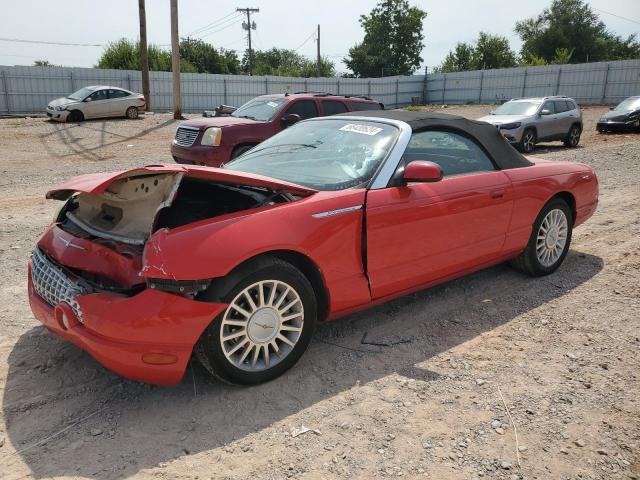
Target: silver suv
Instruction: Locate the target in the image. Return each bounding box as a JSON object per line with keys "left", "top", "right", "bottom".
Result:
{"left": 478, "top": 96, "right": 582, "bottom": 153}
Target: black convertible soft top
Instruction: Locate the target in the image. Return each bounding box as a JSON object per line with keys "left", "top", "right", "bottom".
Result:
{"left": 342, "top": 109, "right": 533, "bottom": 170}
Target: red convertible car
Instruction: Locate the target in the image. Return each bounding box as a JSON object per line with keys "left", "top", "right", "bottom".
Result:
{"left": 28, "top": 110, "right": 598, "bottom": 386}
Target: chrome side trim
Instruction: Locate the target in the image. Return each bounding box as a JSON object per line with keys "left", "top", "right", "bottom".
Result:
{"left": 298, "top": 116, "right": 413, "bottom": 190}
{"left": 312, "top": 204, "right": 363, "bottom": 218}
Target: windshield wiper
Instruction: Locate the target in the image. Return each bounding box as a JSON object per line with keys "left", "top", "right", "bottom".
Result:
{"left": 248, "top": 143, "right": 318, "bottom": 155}
{"left": 235, "top": 114, "right": 258, "bottom": 120}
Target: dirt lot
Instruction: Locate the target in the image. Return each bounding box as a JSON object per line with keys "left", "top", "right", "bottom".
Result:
{"left": 0, "top": 106, "right": 638, "bottom": 480}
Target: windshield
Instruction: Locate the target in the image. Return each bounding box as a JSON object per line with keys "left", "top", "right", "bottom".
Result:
{"left": 493, "top": 101, "right": 541, "bottom": 116}
{"left": 232, "top": 96, "right": 287, "bottom": 121}
{"left": 224, "top": 119, "right": 398, "bottom": 191}
{"left": 614, "top": 97, "right": 640, "bottom": 112}
{"left": 68, "top": 87, "right": 95, "bottom": 101}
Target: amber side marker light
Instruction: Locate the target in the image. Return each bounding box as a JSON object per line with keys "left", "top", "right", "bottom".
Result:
{"left": 142, "top": 353, "right": 178, "bottom": 365}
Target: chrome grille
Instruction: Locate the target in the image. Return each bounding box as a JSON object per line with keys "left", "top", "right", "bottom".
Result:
{"left": 174, "top": 127, "right": 200, "bottom": 147}
{"left": 31, "top": 248, "right": 87, "bottom": 322}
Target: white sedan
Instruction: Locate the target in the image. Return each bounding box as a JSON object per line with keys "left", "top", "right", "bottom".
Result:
{"left": 46, "top": 85, "right": 146, "bottom": 123}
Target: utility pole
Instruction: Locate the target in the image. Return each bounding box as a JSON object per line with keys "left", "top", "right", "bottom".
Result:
{"left": 316, "top": 24, "right": 321, "bottom": 77}
{"left": 170, "top": 0, "right": 182, "bottom": 119}
{"left": 237, "top": 7, "right": 259, "bottom": 75}
{"left": 138, "top": 0, "right": 150, "bottom": 111}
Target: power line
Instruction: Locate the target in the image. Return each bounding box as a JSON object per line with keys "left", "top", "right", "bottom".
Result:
{"left": 293, "top": 29, "right": 316, "bottom": 52}
{"left": 0, "top": 37, "right": 103, "bottom": 47}
{"left": 187, "top": 11, "right": 238, "bottom": 36}
{"left": 197, "top": 17, "right": 242, "bottom": 40}
{"left": 593, "top": 7, "right": 640, "bottom": 26}
{"left": 189, "top": 13, "right": 242, "bottom": 38}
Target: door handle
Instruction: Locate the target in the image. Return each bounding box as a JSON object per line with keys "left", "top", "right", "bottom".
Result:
{"left": 490, "top": 189, "right": 505, "bottom": 199}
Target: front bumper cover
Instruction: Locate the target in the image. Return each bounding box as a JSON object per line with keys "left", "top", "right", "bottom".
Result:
{"left": 28, "top": 262, "right": 226, "bottom": 385}
{"left": 171, "top": 142, "right": 232, "bottom": 168}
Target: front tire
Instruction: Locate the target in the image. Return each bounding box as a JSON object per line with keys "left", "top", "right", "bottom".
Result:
{"left": 564, "top": 124, "right": 581, "bottom": 147}
{"left": 518, "top": 129, "right": 536, "bottom": 154}
{"left": 67, "top": 110, "right": 84, "bottom": 123}
{"left": 126, "top": 106, "right": 139, "bottom": 119}
{"left": 195, "top": 257, "right": 317, "bottom": 385}
{"left": 511, "top": 198, "right": 573, "bottom": 276}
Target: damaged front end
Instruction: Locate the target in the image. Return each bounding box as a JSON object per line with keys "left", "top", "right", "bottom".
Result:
{"left": 28, "top": 165, "right": 315, "bottom": 384}
{"left": 38, "top": 166, "right": 313, "bottom": 299}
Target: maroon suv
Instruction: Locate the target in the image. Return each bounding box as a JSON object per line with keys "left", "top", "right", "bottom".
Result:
{"left": 171, "top": 92, "right": 383, "bottom": 167}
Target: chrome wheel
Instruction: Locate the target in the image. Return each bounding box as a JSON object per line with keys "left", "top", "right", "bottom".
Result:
{"left": 536, "top": 208, "right": 568, "bottom": 267}
{"left": 219, "top": 280, "right": 304, "bottom": 372}
{"left": 522, "top": 131, "right": 535, "bottom": 153}
{"left": 126, "top": 107, "right": 139, "bottom": 119}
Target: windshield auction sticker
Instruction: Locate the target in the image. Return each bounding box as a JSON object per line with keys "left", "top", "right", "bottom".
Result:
{"left": 267, "top": 101, "right": 279, "bottom": 108}
{"left": 340, "top": 124, "right": 383, "bottom": 136}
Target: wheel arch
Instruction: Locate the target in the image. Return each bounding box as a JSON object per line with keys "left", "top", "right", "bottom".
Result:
{"left": 203, "top": 249, "right": 330, "bottom": 322}
{"left": 550, "top": 191, "right": 577, "bottom": 225}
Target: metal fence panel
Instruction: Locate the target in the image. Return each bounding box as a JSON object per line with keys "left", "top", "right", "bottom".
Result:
{"left": 426, "top": 59, "right": 640, "bottom": 105}
{"left": 2, "top": 59, "right": 638, "bottom": 115}
{"left": 0, "top": 65, "right": 426, "bottom": 114}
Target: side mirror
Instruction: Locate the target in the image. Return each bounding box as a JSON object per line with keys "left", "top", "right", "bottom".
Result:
{"left": 609, "top": 106, "right": 614, "bottom": 110}
{"left": 540, "top": 108, "right": 551, "bottom": 116}
{"left": 84, "top": 97, "right": 93, "bottom": 102}
{"left": 402, "top": 161, "right": 443, "bottom": 183}
{"left": 281, "top": 113, "right": 301, "bottom": 127}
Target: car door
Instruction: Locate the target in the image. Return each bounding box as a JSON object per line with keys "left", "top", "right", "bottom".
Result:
{"left": 107, "top": 88, "right": 131, "bottom": 116}
{"left": 537, "top": 100, "right": 560, "bottom": 140}
{"left": 553, "top": 100, "right": 572, "bottom": 137}
{"left": 82, "top": 89, "right": 110, "bottom": 119}
{"left": 276, "top": 99, "right": 319, "bottom": 132}
{"left": 365, "top": 129, "right": 514, "bottom": 299}
{"left": 321, "top": 100, "right": 348, "bottom": 116}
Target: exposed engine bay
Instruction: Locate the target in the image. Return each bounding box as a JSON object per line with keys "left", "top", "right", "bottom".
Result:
{"left": 49, "top": 172, "right": 295, "bottom": 293}
{"left": 58, "top": 172, "right": 294, "bottom": 247}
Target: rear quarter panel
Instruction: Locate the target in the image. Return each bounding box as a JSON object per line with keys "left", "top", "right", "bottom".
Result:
{"left": 503, "top": 159, "right": 598, "bottom": 254}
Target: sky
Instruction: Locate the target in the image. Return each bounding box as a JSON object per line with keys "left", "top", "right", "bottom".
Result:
{"left": 0, "top": 0, "right": 638, "bottom": 73}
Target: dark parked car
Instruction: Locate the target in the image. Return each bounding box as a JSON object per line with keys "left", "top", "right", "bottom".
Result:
{"left": 597, "top": 96, "right": 640, "bottom": 132}
{"left": 171, "top": 92, "right": 384, "bottom": 167}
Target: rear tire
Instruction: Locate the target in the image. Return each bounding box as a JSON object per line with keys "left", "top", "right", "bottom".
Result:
{"left": 230, "top": 144, "right": 255, "bottom": 160}
{"left": 518, "top": 129, "right": 536, "bottom": 154}
{"left": 67, "top": 110, "right": 84, "bottom": 123}
{"left": 510, "top": 198, "right": 573, "bottom": 276}
{"left": 564, "top": 124, "right": 581, "bottom": 147}
{"left": 195, "top": 257, "right": 317, "bottom": 385}
{"left": 126, "top": 106, "right": 139, "bottom": 119}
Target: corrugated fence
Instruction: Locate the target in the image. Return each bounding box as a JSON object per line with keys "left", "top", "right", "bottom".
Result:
{"left": 0, "top": 66, "right": 425, "bottom": 114}
{"left": 1, "top": 59, "right": 639, "bottom": 115}
{"left": 426, "top": 59, "right": 640, "bottom": 105}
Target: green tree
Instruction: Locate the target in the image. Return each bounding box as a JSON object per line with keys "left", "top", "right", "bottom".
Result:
{"left": 436, "top": 42, "right": 475, "bottom": 72}
{"left": 472, "top": 32, "right": 517, "bottom": 70}
{"left": 551, "top": 47, "right": 574, "bottom": 64}
{"left": 242, "top": 48, "right": 335, "bottom": 77}
{"left": 180, "top": 38, "right": 240, "bottom": 74}
{"left": 436, "top": 33, "right": 516, "bottom": 72}
{"left": 519, "top": 54, "right": 548, "bottom": 66}
{"left": 515, "top": 0, "right": 640, "bottom": 63}
{"left": 96, "top": 38, "right": 239, "bottom": 74}
{"left": 344, "top": 0, "right": 427, "bottom": 77}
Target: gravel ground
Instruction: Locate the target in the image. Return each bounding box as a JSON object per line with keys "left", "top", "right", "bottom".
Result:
{"left": 0, "top": 106, "right": 638, "bottom": 480}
